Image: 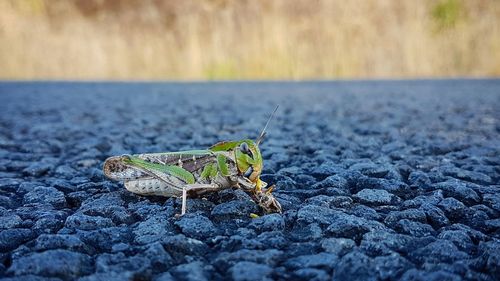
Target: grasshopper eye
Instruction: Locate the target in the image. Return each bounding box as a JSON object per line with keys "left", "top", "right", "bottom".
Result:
{"left": 240, "top": 142, "right": 249, "bottom": 153}
{"left": 240, "top": 143, "right": 253, "bottom": 158}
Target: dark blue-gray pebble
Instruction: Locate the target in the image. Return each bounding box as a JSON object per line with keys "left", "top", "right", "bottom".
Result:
{"left": 0, "top": 80, "right": 499, "bottom": 280}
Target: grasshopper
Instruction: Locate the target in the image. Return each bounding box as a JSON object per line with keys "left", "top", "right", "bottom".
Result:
{"left": 103, "top": 107, "right": 281, "bottom": 216}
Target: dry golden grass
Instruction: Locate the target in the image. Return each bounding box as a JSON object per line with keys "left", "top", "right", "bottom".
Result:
{"left": 0, "top": 0, "right": 499, "bottom": 80}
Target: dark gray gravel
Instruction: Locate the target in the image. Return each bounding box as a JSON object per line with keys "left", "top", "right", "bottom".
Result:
{"left": 0, "top": 80, "right": 499, "bottom": 281}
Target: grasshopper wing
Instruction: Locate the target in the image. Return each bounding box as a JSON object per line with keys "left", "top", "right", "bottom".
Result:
{"left": 103, "top": 150, "right": 216, "bottom": 197}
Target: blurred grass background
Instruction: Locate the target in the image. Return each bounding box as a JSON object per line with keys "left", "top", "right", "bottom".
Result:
{"left": 0, "top": 0, "right": 499, "bottom": 80}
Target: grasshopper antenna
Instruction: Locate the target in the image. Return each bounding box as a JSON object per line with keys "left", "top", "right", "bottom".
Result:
{"left": 256, "top": 105, "right": 279, "bottom": 146}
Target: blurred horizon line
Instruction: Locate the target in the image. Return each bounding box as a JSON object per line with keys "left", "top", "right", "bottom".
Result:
{"left": 2, "top": 76, "right": 500, "bottom": 83}
{"left": 1, "top": 0, "right": 499, "bottom": 80}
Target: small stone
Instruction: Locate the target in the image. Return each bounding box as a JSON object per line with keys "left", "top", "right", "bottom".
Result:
{"left": 355, "top": 177, "right": 411, "bottom": 198}
{"left": 217, "top": 189, "right": 254, "bottom": 202}
{"left": 273, "top": 194, "right": 301, "bottom": 211}
{"left": 7, "top": 249, "right": 93, "bottom": 279}
{"left": 88, "top": 167, "right": 105, "bottom": 182}
{"left": 323, "top": 187, "right": 349, "bottom": 197}
{"left": 155, "top": 272, "right": 176, "bottom": 281}
{"left": 66, "top": 191, "right": 90, "bottom": 207}
{"left": 409, "top": 240, "right": 469, "bottom": 265}
{"left": 285, "top": 242, "right": 321, "bottom": 257}
{"left": 162, "top": 234, "right": 209, "bottom": 260}
{"left": 471, "top": 204, "right": 497, "bottom": 219}
{"left": 78, "top": 193, "right": 133, "bottom": 225}
{"left": 334, "top": 251, "right": 377, "bottom": 281}
{"left": 0, "top": 213, "right": 23, "bottom": 229}
{"left": 252, "top": 231, "right": 288, "bottom": 249}
{"left": 293, "top": 268, "right": 330, "bottom": 281}
{"left": 290, "top": 223, "right": 322, "bottom": 242}
{"left": 23, "top": 186, "right": 67, "bottom": 209}
{"left": 170, "top": 261, "right": 212, "bottom": 281}
{"left": 139, "top": 242, "right": 173, "bottom": 273}
{"left": 320, "top": 238, "right": 355, "bottom": 256}
{"left": 305, "top": 195, "right": 338, "bottom": 208}
{"left": 79, "top": 272, "right": 136, "bottom": 281}
{"left": 419, "top": 203, "right": 450, "bottom": 228}
{"left": 384, "top": 209, "right": 429, "bottom": 228}
{"left": 0, "top": 228, "right": 34, "bottom": 252}
{"left": 437, "top": 230, "right": 474, "bottom": 253}
{"left": 441, "top": 223, "right": 488, "bottom": 244}
{"left": 133, "top": 215, "right": 174, "bottom": 245}
{"left": 326, "top": 213, "right": 387, "bottom": 242}
{"left": 23, "top": 162, "right": 53, "bottom": 177}
{"left": 95, "top": 252, "right": 151, "bottom": 276}
{"left": 77, "top": 227, "right": 133, "bottom": 252}
{"left": 311, "top": 162, "right": 345, "bottom": 179}
{"left": 294, "top": 174, "right": 318, "bottom": 187}
{"left": 49, "top": 179, "right": 77, "bottom": 193}
{"left": 437, "top": 197, "right": 468, "bottom": 222}
{"left": 183, "top": 198, "right": 216, "bottom": 215}
{"left": 408, "top": 171, "right": 432, "bottom": 189}
{"left": 230, "top": 261, "right": 273, "bottom": 281}
{"left": 477, "top": 241, "right": 500, "bottom": 278}
{"left": 360, "top": 230, "right": 432, "bottom": 256}
{"left": 463, "top": 207, "right": 489, "bottom": 231}
{"left": 128, "top": 201, "right": 167, "bottom": 220}
{"left": 349, "top": 162, "right": 389, "bottom": 178}
{"left": 272, "top": 177, "right": 298, "bottom": 192}
{"left": 441, "top": 166, "right": 492, "bottom": 185}
{"left": 211, "top": 200, "right": 259, "bottom": 221}
{"left": 0, "top": 178, "right": 20, "bottom": 193}
{"left": 485, "top": 218, "right": 500, "bottom": 233}
{"left": 373, "top": 253, "right": 413, "bottom": 280}
{"left": 0, "top": 195, "right": 15, "bottom": 209}
{"left": 329, "top": 193, "right": 352, "bottom": 204}
{"left": 65, "top": 213, "right": 115, "bottom": 230}
{"left": 402, "top": 191, "right": 444, "bottom": 208}
{"left": 33, "top": 234, "right": 90, "bottom": 253}
{"left": 483, "top": 193, "right": 500, "bottom": 212}
{"left": 353, "top": 189, "right": 402, "bottom": 206}
{"left": 349, "top": 205, "right": 381, "bottom": 220}
{"left": 54, "top": 165, "right": 78, "bottom": 179}
{"left": 312, "top": 175, "right": 349, "bottom": 190}
{"left": 111, "top": 243, "right": 130, "bottom": 253}
{"left": 33, "top": 216, "right": 65, "bottom": 234}
{"left": 284, "top": 189, "right": 323, "bottom": 200}
{"left": 434, "top": 180, "right": 480, "bottom": 205}
{"left": 285, "top": 252, "right": 338, "bottom": 269}
{"left": 296, "top": 205, "right": 341, "bottom": 226}
{"left": 400, "top": 269, "right": 462, "bottom": 281}
{"left": 0, "top": 275, "right": 63, "bottom": 281}
{"left": 214, "top": 249, "right": 283, "bottom": 271}
{"left": 395, "top": 219, "right": 436, "bottom": 237}
{"left": 175, "top": 213, "right": 217, "bottom": 240}
{"left": 248, "top": 213, "right": 285, "bottom": 233}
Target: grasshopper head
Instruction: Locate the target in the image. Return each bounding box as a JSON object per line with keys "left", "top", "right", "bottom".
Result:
{"left": 210, "top": 139, "right": 268, "bottom": 190}
{"left": 209, "top": 106, "right": 278, "bottom": 194}
{"left": 234, "top": 140, "right": 267, "bottom": 190}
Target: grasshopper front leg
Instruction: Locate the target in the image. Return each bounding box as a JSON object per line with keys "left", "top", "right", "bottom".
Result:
{"left": 178, "top": 184, "right": 221, "bottom": 216}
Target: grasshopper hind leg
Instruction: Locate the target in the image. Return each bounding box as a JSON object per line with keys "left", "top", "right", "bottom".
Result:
{"left": 181, "top": 186, "right": 188, "bottom": 216}
{"left": 177, "top": 184, "right": 221, "bottom": 217}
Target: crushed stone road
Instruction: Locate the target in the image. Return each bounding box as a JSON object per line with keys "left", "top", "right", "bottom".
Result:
{"left": 0, "top": 80, "right": 499, "bottom": 280}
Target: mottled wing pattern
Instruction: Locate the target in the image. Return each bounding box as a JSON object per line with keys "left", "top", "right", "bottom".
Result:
{"left": 103, "top": 150, "right": 219, "bottom": 197}
{"left": 138, "top": 150, "right": 216, "bottom": 174}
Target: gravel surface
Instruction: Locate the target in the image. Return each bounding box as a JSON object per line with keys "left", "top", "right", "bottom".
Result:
{"left": 0, "top": 80, "right": 499, "bottom": 281}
